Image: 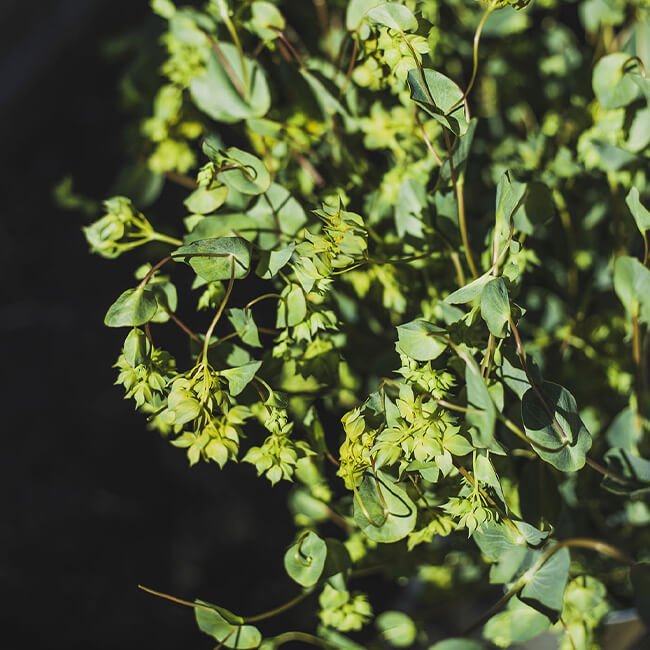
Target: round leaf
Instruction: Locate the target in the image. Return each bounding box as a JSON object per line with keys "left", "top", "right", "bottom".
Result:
{"left": 521, "top": 381, "right": 592, "bottom": 471}
{"left": 190, "top": 43, "right": 271, "bottom": 123}
{"left": 218, "top": 147, "right": 271, "bottom": 196}
{"left": 483, "top": 599, "right": 550, "bottom": 648}
{"left": 593, "top": 52, "right": 640, "bottom": 109}
{"left": 283, "top": 531, "right": 327, "bottom": 587}
{"left": 353, "top": 470, "right": 416, "bottom": 543}
{"left": 376, "top": 611, "right": 417, "bottom": 648}
{"left": 184, "top": 186, "right": 228, "bottom": 214}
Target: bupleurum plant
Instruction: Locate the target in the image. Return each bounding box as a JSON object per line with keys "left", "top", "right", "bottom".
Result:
{"left": 78, "top": 0, "right": 650, "bottom": 647}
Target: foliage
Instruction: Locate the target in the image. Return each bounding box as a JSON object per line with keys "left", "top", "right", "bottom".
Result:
{"left": 79, "top": 0, "right": 650, "bottom": 647}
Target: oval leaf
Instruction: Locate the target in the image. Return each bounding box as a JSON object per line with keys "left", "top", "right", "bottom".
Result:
{"left": 190, "top": 43, "right": 270, "bottom": 123}
{"left": 626, "top": 187, "right": 650, "bottom": 235}
{"left": 218, "top": 147, "right": 271, "bottom": 196}
{"left": 521, "top": 381, "right": 592, "bottom": 471}
{"left": 593, "top": 52, "right": 640, "bottom": 109}
{"left": 104, "top": 287, "right": 158, "bottom": 328}
{"left": 173, "top": 237, "right": 252, "bottom": 281}
{"left": 353, "top": 470, "right": 416, "bottom": 543}
{"left": 396, "top": 319, "right": 447, "bottom": 361}
{"left": 367, "top": 3, "right": 418, "bottom": 31}
{"left": 195, "top": 602, "right": 261, "bottom": 649}
{"left": 480, "top": 278, "right": 511, "bottom": 338}
{"left": 407, "top": 68, "right": 468, "bottom": 136}
{"left": 376, "top": 611, "right": 417, "bottom": 648}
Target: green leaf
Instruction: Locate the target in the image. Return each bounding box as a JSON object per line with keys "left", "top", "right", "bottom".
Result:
{"left": 480, "top": 278, "right": 511, "bottom": 337}
{"left": 396, "top": 319, "right": 447, "bottom": 361}
{"left": 439, "top": 119, "right": 477, "bottom": 185}
{"left": 190, "top": 42, "right": 271, "bottom": 123}
{"left": 256, "top": 243, "right": 295, "bottom": 279}
{"left": 376, "top": 611, "right": 417, "bottom": 648}
{"left": 195, "top": 601, "right": 261, "bottom": 649}
{"left": 276, "top": 284, "right": 307, "bottom": 328}
{"left": 519, "top": 547, "right": 570, "bottom": 621}
{"left": 407, "top": 68, "right": 468, "bottom": 136}
{"left": 353, "top": 470, "right": 416, "bottom": 543}
{"left": 475, "top": 453, "right": 507, "bottom": 509}
{"left": 461, "top": 352, "right": 503, "bottom": 454}
{"left": 626, "top": 187, "right": 650, "bottom": 235}
{"left": 317, "top": 627, "right": 367, "bottom": 650}
{"left": 603, "top": 448, "right": 650, "bottom": 495}
{"left": 605, "top": 407, "right": 642, "bottom": 452}
{"left": 445, "top": 274, "right": 492, "bottom": 304}
{"left": 428, "top": 640, "right": 484, "bottom": 650}
{"left": 521, "top": 381, "right": 592, "bottom": 471}
{"left": 473, "top": 521, "right": 524, "bottom": 562}
{"left": 483, "top": 598, "right": 550, "bottom": 648}
{"left": 367, "top": 3, "right": 418, "bottom": 31}
{"left": 592, "top": 52, "right": 640, "bottom": 109}
{"left": 346, "top": 0, "right": 383, "bottom": 30}
{"left": 495, "top": 353, "right": 530, "bottom": 399}
{"left": 227, "top": 308, "right": 262, "bottom": 347}
{"left": 184, "top": 186, "right": 228, "bottom": 214}
{"left": 512, "top": 182, "right": 554, "bottom": 235}
{"left": 185, "top": 213, "right": 258, "bottom": 243}
{"left": 220, "top": 360, "right": 262, "bottom": 396}
{"left": 300, "top": 69, "right": 352, "bottom": 123}
{"left": 322, "top": 538, "right": 352, "bottom": 578}
{"left": 495, "top": 171, "right": 526, "bottom": 231}
{"left": 249, "top": 1, "right": 285, "bottom": 41}
{"left": 215, "top": 147, "right": 271, "bottom": 196}
{"left": 395, "top": 178, "right": 426, "bottom": 238}
{"left": 614, "top": 256, "right": 650, "bottom": 324}
{"left": 283, "top": 530, "right": 327, "bottom": 587}
{"left": 173, "top": 237, "right": 252, "bottom": 281}
{"left": 104, "top": 287, "right": 158, "bottom": 327}
{"left": 248, "top": 184, "right": 307, "bottom": 248}
{"left": 149, "top": 280, "right": 177, "bottom": 324}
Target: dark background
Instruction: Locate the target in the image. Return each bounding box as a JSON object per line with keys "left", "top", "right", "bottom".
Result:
{"left": 0, "top": 2, "right": 303, "bottom": 647}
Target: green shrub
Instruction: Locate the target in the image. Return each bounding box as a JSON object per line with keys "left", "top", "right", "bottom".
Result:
{"left": 81, "top": 0, "right": 650, "bottom": 647}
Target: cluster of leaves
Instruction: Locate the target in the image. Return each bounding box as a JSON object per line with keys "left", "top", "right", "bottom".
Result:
{"left": 80, "top": 0, "right": 650, "bottom": 647}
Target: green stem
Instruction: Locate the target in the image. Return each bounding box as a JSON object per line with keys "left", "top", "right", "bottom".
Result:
{"left": 137, "top": 256, "right": 173, "bottom": 291}
{"left": 216, "top": 0, "right": 249, "bottom": 93}
{"left": 202, "top": 257, "right": 236, "bottom": 364}
{"left": 444, "top": 131, "right": 479, "bottom": 278}
{"left": 244, "top": 590, "right": 313, "bottom": 624}
{"left": 246, "top": 293, "right": 282, "bottom": 310}
{"left": 164, "top": 171, "right": 198, "bottom": 190}
{"left": 269, "top": 632, "right": 335, "bottom": 649}
{"left": 150, "top": 232, "right": 183, "bottom": 247}
{"left": 450, "top": 2, "right": 496, "bottom": 113}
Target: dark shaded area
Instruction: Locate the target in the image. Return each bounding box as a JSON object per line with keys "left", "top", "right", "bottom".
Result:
{"left": 0, "top": 3, "right": 298, "bottom": 647}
